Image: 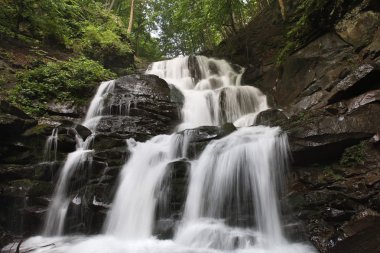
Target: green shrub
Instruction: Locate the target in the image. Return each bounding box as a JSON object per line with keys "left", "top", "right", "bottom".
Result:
{"left": 340, "top": 142, "right": 367, "bottom": 167}
{"left": 10, "top": 57, "right": 116, "bottom": 115}
{"left": 74, "top": 23, "right": 133, "bottom": 67}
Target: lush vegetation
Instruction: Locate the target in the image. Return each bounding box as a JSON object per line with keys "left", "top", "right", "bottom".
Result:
{"left": 10, "top": 58, "right": 116, "bottom": 115}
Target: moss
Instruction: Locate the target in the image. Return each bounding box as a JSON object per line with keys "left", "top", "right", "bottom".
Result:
{"left": 340, "top": 142, "right": 367, "bottom": 167}
{"left": 9, "top": 57, "right": 116, "bottom": 116}
{"left": 319, "top": 167, "right": 343, "bottom": 182}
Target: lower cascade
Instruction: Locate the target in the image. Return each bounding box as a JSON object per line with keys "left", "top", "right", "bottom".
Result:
{"left": 3, "top": 56, "right": 316, "bottom": 253}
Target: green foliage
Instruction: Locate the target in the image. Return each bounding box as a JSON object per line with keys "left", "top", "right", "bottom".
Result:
{"left": 10, "top": 57, "right": 116, "bottom": 115}
{"left": 149, "top": 0, "right": 267, "bottom": 56}
{"left": 74, "top": 23, "right": 133, "bottom": 66}
{"left": 340, "top": 142, "right": 367, "bottom": 167}
{"left": 0, "top": 0, "right": 134, "bottom": 68}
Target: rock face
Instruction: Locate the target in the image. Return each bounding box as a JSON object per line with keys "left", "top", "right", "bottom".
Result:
{"left": 97, "top": 75, "right": 181, "bottom": 141}
{"left": 211, "top": 1, "right": 380, "bottom": 252}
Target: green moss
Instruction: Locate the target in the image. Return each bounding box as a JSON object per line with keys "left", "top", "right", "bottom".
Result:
{"left": 319, "top": 167, "right": 343, "bottom": 182}
{"left": 340, "top": 142, "right": 367, "bottom": 167}
{"left": 9, "top": 57, "right": 116, "bottom": 116}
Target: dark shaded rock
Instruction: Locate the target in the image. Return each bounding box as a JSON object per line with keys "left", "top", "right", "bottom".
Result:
{"left": 57, "top": 122, "right": 92, "bottom": 141}
{"left": 47, "top": 101, "right": 86, "bottom": 118}
{"left": 154, "top": 218, "right": 176, "bottom": 239}
{"left": 57, "top": 134, "right": 77, "bottom": 153}
{"left": 168, "top": 84, "right": 185, "bottom": 104}
{"left": 180, "top": 124, "right": 236, "bottom": 159}
{"left": 323, "top": 207, "right": 354, "bottom": 222}
{"left": 0, "top": 165, "right": 34, "bottom": 182}
{"left": 335, "top": 9, "right": 380, "bottom": 49}
{"left": 329, "top": 213, "right": 380, "bottom": 253}
{"left": 278, "top": 103, "right": 380, "bottom": 165}
{"left": 93, "top": 134, "right": 126, "bottom": 151}
{"left": 255, "top": 108, "right": 288, "bottom": 126}
{"left": 345, "top": 89, "right": 380, "bottom": 113}
{"left": 252, "top": 33, "right": 354, "bottom": 109}
{"left": 0, "top": 114, "right": 37, "bottom": 140}
{"left": 188, "top": 55, "right": 202, "bottom": 84}
{"left": 328, "top": 64, "right": 380, "bottom": 104}
{"left": 96, "top": 74, "right": 181, "bottom": 141}
{"left": 154, "top": 159, "right": 190, "bottom": 239}
{"left": 0, "top": 100, "right": 31, "bottom": 120}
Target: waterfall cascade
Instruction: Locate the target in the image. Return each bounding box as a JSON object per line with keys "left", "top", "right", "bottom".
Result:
{"left": 2, "top": 56, "right": 316, "bottom": 253}
{"left": 42, "top": 80, "right": 116, "bottom": 236}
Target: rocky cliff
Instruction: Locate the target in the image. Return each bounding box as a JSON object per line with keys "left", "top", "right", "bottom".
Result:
{"left": 212, "top": 0, "right": 380, "bottom": 252}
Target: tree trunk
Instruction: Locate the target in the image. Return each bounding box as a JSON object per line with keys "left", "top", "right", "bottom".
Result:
{"left": 278, "top": 0, "right": 286, "bottom": 20}
{"left": 127, "top": 0, "right": 135, "bottom": 33}
{"left": 109, "top": 0, "right": 116, "bottom": 10}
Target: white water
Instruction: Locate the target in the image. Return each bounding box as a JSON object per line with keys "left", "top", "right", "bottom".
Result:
{"left": 3, "top": 56, "right": 315, "bottom": 253}
{"left": 43, "top": 128, "right": 58, "bottom": 162}
{"left": 42, "top": 80, "right": 115, "bottom": 236}
{"left": 147, "top": 56, "right": 268, "bottom": 130}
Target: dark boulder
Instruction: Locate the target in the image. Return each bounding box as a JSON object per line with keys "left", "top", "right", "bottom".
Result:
{"left": 96, "top": 74, "right": 182, "bottom": 141}
{"left": 0, "top": 111, "right": 37, "bottom": 140}
{"left": 179, "top": 124, "right": 236, "bottom": 159}
{"left": 255, "top": 108, "right": 288, "bottom": 127}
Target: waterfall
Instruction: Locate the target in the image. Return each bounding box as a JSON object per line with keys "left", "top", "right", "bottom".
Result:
{"left": 176, "top": 127, "right": 288, "bottom": 248}
{"left": 7, "top": 56, "right": 315, "bottom": 253}
{"left": 42, "top": 80, "right": 115, "bottom": 236}
{"left": 147, "top": 56, "right": 268, "bottom": 130}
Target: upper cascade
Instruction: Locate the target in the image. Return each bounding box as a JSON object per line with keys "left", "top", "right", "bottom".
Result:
{"left": 146, "top": 56, "right": 268, "bottom": 130}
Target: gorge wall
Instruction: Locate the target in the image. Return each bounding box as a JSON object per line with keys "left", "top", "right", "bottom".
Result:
{"left": 212, "top": 0, "right": 380, "bottom": 252}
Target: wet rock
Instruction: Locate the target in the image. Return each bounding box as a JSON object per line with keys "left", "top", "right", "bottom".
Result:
{"left": 323, "top": 207, "right": 354, "bottom": 222}
{"left": 328, "top": 64, "right": 380, "bottom": 104}
{"left": 57, "top": 122, "right": 92, "bottom": 141}
{"left": 278, "top": 103, "right": 380, "bottom": 165}
{"left": 335, "top": 9, "right": 380, "bottom": 49}
{"left": 180, "top": 124, "right": 236, "bottom": 159}
{"left": 0, "top": 165, "right": 34, "bottom": 182}
{"left": 57, "top": 134, "right": 77, "bottom": 153}
{"left": 47, "top": 101, "right": 86, "bottom": 118}
{"left": 188, "top": 55, "right": 202, "bottom": 83}
{"left": 0, "top": 114, "right": 37, "bottom": 140}
{"left": 272, "top": 33, "right": 353, "bottom": 108}
{"left": 255, "top": 109, "right": 287, "bottom": 127}
{"left": 346, "top": 89, "right": 380, "bottom": 113}
{"left": 93, "top": 134, "right": 126, "bottom": 151}
{"left": 329, "top": 213, "right": 380, "bottom": 253}
{"left": 96, "top": 74, "right": 181, "bottom": 141}
{"left": 363, "top": 29, "right": 380, "bottom": 59}
{"left": 168, "top": 84, "right": 185, "bottom": 104}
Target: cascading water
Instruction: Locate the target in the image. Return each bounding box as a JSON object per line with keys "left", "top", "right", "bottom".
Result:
{"left": 147, "top": 56, "right": 268, "bottom": 130}
{"left": 3, "top": 56, "right": 316, "bottom": 253}
{"left": 42, "top": 80, "right": 115, "bottom": 236}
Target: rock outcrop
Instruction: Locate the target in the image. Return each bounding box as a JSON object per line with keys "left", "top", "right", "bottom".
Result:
{"left": 214, "top": 1, "right": 380, "bottom": 252}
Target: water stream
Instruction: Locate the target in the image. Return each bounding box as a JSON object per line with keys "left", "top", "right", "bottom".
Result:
{"left": 2, "top": 56, "right": 316, "bottom": 253}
